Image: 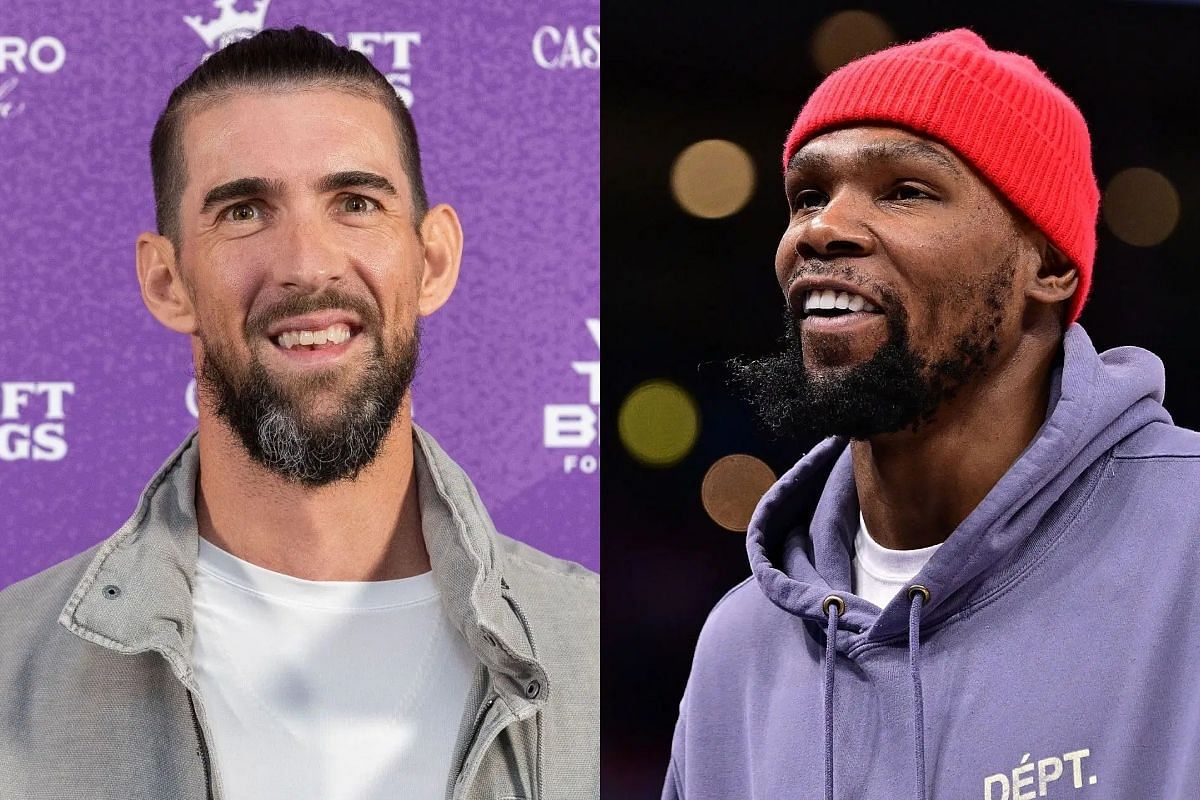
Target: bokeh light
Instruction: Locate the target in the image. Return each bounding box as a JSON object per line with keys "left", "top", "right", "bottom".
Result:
{"left": 670, "top": 139, "right": 756, "bottom": 219}
{"left": 701, "top": 454, "right": 777, "bottom": 532}
{"left": 1103, "top": 167, "right": 1181, "bottom": 247}
{"left": 811, "top": 10, "right": 896, "bottom": 75}
{"left": 618, "top": 380, "right": 701, "bottom": 467}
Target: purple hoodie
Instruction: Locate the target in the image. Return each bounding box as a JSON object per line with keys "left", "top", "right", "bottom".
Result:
{"left": 663, "top": 324, "right": 1200, "bottom": 799}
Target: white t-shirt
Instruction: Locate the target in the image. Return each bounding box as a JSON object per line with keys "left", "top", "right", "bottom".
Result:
{"left": 851, "top": 510, "right": 942, "bottom": 608}
{"left": 191, "top": 535, "right": 479, "bottom": 800}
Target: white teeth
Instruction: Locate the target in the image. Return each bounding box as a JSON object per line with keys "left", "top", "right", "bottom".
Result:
{"left": 802, "top": 288, "right": 879, "bottom": 314}
{"left": 275, "top": 323, "right": 353, "bottom": 350}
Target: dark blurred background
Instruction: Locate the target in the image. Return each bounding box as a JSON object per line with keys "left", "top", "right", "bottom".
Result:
{"left": 602, "top": 1, "right": 1200, "bottom": 796}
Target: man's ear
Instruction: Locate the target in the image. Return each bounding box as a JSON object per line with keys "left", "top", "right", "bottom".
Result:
{"left": 136, "top": 232, "right": 198, "bottom": 335}
{"left": 1026, "top": 240, "right": 1078, "bottom": 308}
{"left": 416, "top": 204, "right": 463, "bottom": 317}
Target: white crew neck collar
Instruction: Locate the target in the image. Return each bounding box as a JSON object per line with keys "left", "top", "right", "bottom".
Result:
{"left": 196, "top": 535, "right": 438, "bottom": 611}
{"left": 854, "top": 510, "right": 943, "bottom": 582}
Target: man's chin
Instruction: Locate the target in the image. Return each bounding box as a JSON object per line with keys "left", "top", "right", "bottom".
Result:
{"left": 728, "top": 315, "right": 931, "bottom": 441}
{"left": 801, "top": 362, "right": 860, "bottom": 387}
{"left": 275, "top": 407, "right": 353, "bottom": 440}
{"left": 262, "top": 360, "right": 356, "bottom": 394}
{"left": 798, "top": 319, "right": 891, "bottom": 370}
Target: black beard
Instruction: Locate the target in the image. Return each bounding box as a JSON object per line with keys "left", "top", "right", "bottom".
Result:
{"left": 727, "top": 261, "right": 1011, "bottom": 441}
{"left": 196, "top": 320, "right": 419, "bottom": 487}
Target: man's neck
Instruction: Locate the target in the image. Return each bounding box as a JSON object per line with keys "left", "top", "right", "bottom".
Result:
{"left": 194, "top": 405, "right": 430, "bottom": 582}
{"left": 850, "top": 335, "right": 1060, "bottom": 551}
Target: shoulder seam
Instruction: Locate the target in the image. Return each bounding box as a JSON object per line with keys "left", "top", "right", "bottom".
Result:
{"left": 1112, "top": 421, "right": 1200, "bottom": 461}
{"left": 1112, "top": 453, "right": 1200, "bottom": 461}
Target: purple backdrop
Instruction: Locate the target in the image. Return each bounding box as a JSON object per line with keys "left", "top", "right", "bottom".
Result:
{"left": 0, "top": 0, "right": 599, "bottom": 588}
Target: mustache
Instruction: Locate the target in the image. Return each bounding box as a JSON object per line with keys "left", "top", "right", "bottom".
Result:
{"left": 783, "top": 260, "right": 902, "bottom": 317}
{"left": 248, "top": 290, "right": 379, "bottom": 339}
{"left": 783, "top": 257, "right": 868, "bottom": 293}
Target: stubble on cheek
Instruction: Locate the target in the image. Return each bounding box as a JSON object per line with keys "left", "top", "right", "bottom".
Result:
{"left": 903, "top": 220, "right": 988, "bottom": 358}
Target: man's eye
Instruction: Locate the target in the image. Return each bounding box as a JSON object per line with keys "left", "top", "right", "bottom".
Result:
{"left": 791, "top": 189, "right": 826, "bottom": 211}
{"left": 343, "top": 195, "right": 379, "bottom": 213}
{"left": 890, "top": 185, "right": 930, "bottom": 201}
{"left": 224, "top": 203, "right": 260, "bottom": 222}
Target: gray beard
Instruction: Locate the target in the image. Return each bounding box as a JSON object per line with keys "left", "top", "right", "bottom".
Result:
{"left": 196, "top": 322, "right": 420, "bottom": 487}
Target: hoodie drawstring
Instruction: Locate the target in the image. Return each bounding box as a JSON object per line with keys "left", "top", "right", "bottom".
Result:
{"left": 908, "top": 585, "right": 930, "bottom": 800}
{"left": 821, "top": 594, "right": 844, "bottom": 800}
{"left": 821, "top": 587, "right": 930, "bottom": 800}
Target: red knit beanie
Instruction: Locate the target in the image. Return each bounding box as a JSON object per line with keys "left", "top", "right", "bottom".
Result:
{"left": 783, "top": 29, "right": 1099, "bottom": 324}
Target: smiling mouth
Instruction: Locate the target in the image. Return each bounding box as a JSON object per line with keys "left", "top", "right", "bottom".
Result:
{"left": 270, "top": 322, "right": 361, "bottom": 349}
{"left": 798, "top": 288, "right": 884, "bottom": 319}
{"left": 265, "top": 324, "right": 365, "bottom": 365}
{"left": 801, "top": 289, "right": 888, "bottom": 323}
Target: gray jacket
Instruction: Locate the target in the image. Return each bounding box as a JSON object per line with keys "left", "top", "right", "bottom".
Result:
{"left": 0, "top": 425, "right": 599, "bottom": 799}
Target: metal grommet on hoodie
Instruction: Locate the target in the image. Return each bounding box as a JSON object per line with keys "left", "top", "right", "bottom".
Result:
{"left": 102, "top": 585, "right": 121, "bottom": 599}
{"left": 525, "top": 680, "right": 541, "bottom": 699}
{"left": 907, "top": 584, "right": 931, "bottom": 604}
{"left": 822, "top": 594, "right": 845, "bottom": 616}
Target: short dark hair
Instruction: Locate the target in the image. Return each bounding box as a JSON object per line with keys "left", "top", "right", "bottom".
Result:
{"left": 149, "top": 26, "right": 427, "bottom": 251}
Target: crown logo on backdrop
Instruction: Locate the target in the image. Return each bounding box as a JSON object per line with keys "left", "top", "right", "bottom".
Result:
{"left": 184, "top": 0, "right": 271, "bottom": 51}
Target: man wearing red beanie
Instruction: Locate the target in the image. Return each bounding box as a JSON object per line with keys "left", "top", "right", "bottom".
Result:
{"left": 664, "top": 28, "right": 1200, "bottom": 800}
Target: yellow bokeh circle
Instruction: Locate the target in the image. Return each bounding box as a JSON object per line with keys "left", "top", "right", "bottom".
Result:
{"left": 618, "top": 380, "right": 701, "bottom": 467}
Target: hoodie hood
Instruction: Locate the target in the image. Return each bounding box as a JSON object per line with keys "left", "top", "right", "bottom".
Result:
{"left": 747, "top": 323, "right": 1172, "bottom": 645}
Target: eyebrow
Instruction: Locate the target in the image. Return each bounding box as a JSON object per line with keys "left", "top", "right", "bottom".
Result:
{"left": 787, "top": 139, "right": 963, "bottom": 179}
{"left": 199, "top": 177, "right": 282, "bottom": 215}
{"left": 199, "top": 170, "right": 399, "bottom": 215}
{"left": 316, "top": 170, "right": 398, "bottom": 197}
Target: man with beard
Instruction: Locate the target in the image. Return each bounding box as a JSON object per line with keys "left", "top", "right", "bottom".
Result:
{"left": 664, "top": 29, "right": 1200, "bottom": 800}
{"left": 0, "top": 27, "right": 598, "bottom": 800}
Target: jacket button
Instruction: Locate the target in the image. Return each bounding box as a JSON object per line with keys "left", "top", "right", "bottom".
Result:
{"left": 102, "top": 585, "right": 121, "bottom": 599}
{"left": 525, "top": 680, "right": 541, "bottom": 699}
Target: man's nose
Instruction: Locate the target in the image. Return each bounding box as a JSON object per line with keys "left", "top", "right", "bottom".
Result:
{"left": 273, "top": 212, "right": 348, "bottom": 292}
{"left": 792, "top": 191, "right": 875, "bottom": 260}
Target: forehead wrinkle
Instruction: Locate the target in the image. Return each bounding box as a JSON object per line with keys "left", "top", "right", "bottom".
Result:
{"left": 786, "top": 148, "right": 832, "bottom": 177}
{"left": 787, "top": 137, "right": 964, "bottom": 180}
{"left": 859, "top": 139, "right": 964, "bottom": 178}
{"left": 186, "top": 90, "right": 401, "bottom": 205}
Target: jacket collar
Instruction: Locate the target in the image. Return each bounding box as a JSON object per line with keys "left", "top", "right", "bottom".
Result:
{"left": 58, "top": 424, "right": 547, "bottom": 709}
